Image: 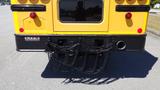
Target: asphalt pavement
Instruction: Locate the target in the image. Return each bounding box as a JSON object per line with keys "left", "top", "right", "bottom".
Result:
{"left": 0, "top": 6, "right": 160, "bottom": 90}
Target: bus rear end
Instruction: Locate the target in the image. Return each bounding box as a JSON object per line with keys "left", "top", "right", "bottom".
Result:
{"left": 11, "top": 0, "right": 150, "bottom": 74}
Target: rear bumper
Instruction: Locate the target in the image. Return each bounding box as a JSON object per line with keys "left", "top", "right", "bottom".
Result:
{"left": 15, "top": 34, "right": 146, "bottom": 52}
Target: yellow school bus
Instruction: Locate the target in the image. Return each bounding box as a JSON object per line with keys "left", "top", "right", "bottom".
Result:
{"left": 11, "top": 0, "right": 150, "bottom": 74}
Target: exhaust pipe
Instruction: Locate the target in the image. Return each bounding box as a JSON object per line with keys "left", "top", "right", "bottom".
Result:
{"left": 116, "top": 41, "right": 126, "bottom": 51}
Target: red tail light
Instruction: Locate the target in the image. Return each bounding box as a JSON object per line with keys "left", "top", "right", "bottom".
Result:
{"left": 137, "top": 28, "right": 142, "bottom": 33}
{"left": 30, "top": 12, "right": 37, "bottom": 19}
{"left": 125, "top": 12, "right": 132, "bottom": 19}
{"left": 19, "top": 28, "right": 24, "bottom": 32}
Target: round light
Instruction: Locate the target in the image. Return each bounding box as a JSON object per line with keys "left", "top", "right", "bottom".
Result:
{"left": 19, "top": 28, "right": 24, "bottom": 32}
{"left": 125, "top": 12, "right": 132, "bottom": 19}
{"left": 30, "top": 12, "right": 37, "bottom": 19}
{"left": 137, "top": 28, "right": 142, "bottom": 33}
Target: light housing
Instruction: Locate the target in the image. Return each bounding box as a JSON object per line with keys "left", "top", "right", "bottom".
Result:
{"left": 19, "top": 28, "right": 24, "bottom": 32}
{"left": 125, "top": 12, "right": 132, "bottom": 19}
{"left": 30, "top": 12, "right": 37, "bottom": 19}
{"left": 137, "top": 28, "right": 142, "bottom": 33}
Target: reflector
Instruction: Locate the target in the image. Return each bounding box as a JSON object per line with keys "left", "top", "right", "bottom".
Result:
{"left": 19, "top": 28, "right": 24, "bottom": 32}
{"left": 137, "top": 28, "right": 142, "bottom": 33}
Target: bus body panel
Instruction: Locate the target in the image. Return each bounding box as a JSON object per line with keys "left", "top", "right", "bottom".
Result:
{"left": 11, "top": 0, "right": 149, "bottom": 52}
{"left": 11, "top": 0, "right": 150, "bottom": 35}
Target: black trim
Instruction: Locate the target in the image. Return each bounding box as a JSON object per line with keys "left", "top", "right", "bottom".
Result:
{"left": 15, "top": 34, "right": 146, "bottom": 52}
{"left": 15, "top": 34, "right": 146, "bottom": 37}
{"left": 11, "top": 4, "right": 46, "bottom": 11}
{"left": 116, "top": 5, "right": 150, "bottom": 12}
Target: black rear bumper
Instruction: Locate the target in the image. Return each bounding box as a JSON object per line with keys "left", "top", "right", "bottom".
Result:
{"left": 15, "top": 34, "right": 146, "bottom": 52}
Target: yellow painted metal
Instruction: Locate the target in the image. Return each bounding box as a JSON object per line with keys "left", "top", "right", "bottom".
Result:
{"left": 11, "top": 0, "right": 53, "bottom": 34}
{"left": 53, "top": 0, "right": 109, "bottom": 32}
{"left": 11, "top": 0, "right": 150, "bottom": 35}
{"left": 109, "top": 0, "right": 150, "bottom": 34}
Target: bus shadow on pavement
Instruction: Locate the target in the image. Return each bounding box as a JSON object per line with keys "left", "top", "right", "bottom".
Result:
{"left": 41, "top": 50, "right": 158, "bottom": 85}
